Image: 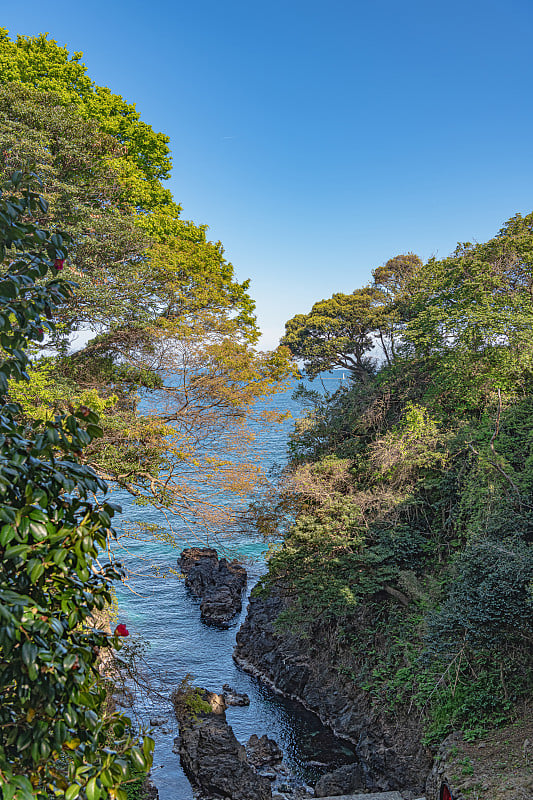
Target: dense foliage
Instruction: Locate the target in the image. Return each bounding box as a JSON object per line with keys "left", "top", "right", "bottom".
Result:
{"left": 0, "top": 173, "right": 153, "bottom": 798}
{"left": 262, "top": 216, "right": 533, "bottom": 742}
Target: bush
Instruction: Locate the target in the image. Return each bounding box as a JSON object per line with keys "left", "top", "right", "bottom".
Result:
{"left": 0, "top": 173, "right": 153, "bottom": 799}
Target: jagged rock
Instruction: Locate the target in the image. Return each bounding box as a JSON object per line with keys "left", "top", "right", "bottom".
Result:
{"left": 174, "top": 685, "right": 272, "bottom": 800}
{"left": 179, "top": 547, "right": 247, "bottom": 625}
{"left": 247, "top": 733, "right": 283, "bottom": 768}
{"left": 234, "top": 589, "right": 431, "bottom": 794}
{"left": 314, "top": 763, "right": 365, "bottom": 796}
{"left": 223, "top": 683, "right": 250, "bottom": 706}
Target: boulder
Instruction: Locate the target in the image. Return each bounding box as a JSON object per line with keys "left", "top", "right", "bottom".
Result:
{"left": 179, "top": 547, "right": 247, "bottom": 625}
{"left": 141, "top": 778, "right": 159, "bottom": 800}
{"left": 314, "top": 763, "right": 366, "bottom": 797}
{"left": 222, "top": 683, "right": 250, "bottom": 706}
{"left": 247, "top": 733, "right": 283, "bottom": 768}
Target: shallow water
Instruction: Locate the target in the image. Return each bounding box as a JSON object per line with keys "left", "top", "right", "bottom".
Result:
{"left": 113, "top": 377, "right": 355, "bottom": 798}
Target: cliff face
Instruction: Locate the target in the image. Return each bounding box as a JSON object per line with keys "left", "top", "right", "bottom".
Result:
{"left": 234, "top": 590, "right": 432, "bottom": 796}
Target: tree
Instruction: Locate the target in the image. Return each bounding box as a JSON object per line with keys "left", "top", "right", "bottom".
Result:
{"left": 0, "top": 172, "right": 154, "bottom": 799}
{"left": 0, "top": 33, "right": 293, "bottom": 534}
{"left": 404, "top": 214, "right": 533, "bottom": 410}
{"left": 0, "top": 28, "right": 172, "bottom": 209}
{"left": 281, "top": 288, "right": 378, "bottom": 379}
{"left": 281, "top": 254, "right": 423, "bottom": 378}
{"left": 371, "top": 253, "right": 422, "bottom": 363}
{"left": 0, "top": 81, "right": 256, "bottom": 343}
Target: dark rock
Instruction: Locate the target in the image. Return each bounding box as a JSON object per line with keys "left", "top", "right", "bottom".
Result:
{"left": 247, "top": 734, "right": 283, "bottom": 768}
{"left": 179, "top": 547, "right": 247, "bottom": 626}
{"left": 234, "top": 589, "right": 431, "bottom": 794}
{"left": 141, "top": 778, "right": 159, "bottom": 800}
{"left": 149, "top": 716, "right": 167, "bottom": 727}
{"left": 313, "top": 763, "right": 365, "bottom": 797}
{"left": 174, "top": 685, "right": 271, "bottom": 800}
{"left": 223, "top": 684, "right": 250, "bottom": 706}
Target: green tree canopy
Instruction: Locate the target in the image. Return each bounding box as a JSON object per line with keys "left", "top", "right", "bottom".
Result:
{"left": 0, "top": 28, "right": 172, "bottom": 205}
{"left": 281, "top": 287, "right": 378, "bottom": 379}
{"left": 0, "top": 81, "right": 256, "bottom": 343}
{"left": 0, "top": 31, "right": 292, "bottom": 533}
{"left": 281, "top": 254, "right": 422, "bottom": 378}
{"left": 404, "top": 213, "right": 533, "bottom": 410}
{"left": 371, "top": 252, "right": 422, "bottom": 363}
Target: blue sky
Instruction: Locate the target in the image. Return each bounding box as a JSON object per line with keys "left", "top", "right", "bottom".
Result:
{"left": 3, "top": 0, "right": 533, "bottom": 347}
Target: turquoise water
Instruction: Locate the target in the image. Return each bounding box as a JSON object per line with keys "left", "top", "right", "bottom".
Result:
{"left": 112, "top": 376, "right": 355, "bottom": 799}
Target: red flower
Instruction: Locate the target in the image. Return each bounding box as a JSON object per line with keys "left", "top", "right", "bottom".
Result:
{"left": 115, "top": 624, "right": 129, "bottom": 637}
{"left": 54, "top": 258, "right": 65, "bottom": 270}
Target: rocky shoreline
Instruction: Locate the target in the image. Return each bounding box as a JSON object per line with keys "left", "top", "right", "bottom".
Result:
{"left": 172, "top": 686, "right": 315, "bottom": 800}
{"left": 162, "top": 547, "right": 532, "bottom": 800}
{"left": 233, "top": 589, "right": 431, "bottom": 798}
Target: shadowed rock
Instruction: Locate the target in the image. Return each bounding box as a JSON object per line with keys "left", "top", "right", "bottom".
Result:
{"left": 223, "top": 683, "right": 250, "bottom": 706}
{"left": 178, "top": 547, "right": 247, "bottom": 626}
{"left": 173, "top": 687, "right": 272, "bottom": 800}
{"left": 246, "top": 733, "right": 283, "bottom": 768}
{"left": 234, "top": 589, "right": 431, "bottom": 794}
{"left": 314, "top": 763, "right": 365, "bottom": 797}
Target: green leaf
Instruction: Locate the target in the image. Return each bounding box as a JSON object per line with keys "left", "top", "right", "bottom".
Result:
{"left": 142, "top": 735, "right": 155, "bottom": 759}
{"left": 4, "top": 543, "right": 30, "bottom": 560}
{"left": 16, "top": 728, "right": 34, "bottom": 752}
{"left": 0, "top": 524, "right": 16, "bottom": 546}
{"left": 50, "top": 617, "right": 64, "bottom": 635}
{"left": 85, "top": 777, "right": 100, "bottom": 800}
{"left": 63, "top": 653, "right": 78, "bottom": 670}
{"left": 21, "top": 641, "right": 38, "bottom": 667}
{"left": 65, "top": 784, "right": 81, "bottom": 800}
{"left": 86, "top": 424, "right": 104, "bottom": 438}
{"left": 100, "top": 769, "right": 113, "bottom": 788}
{"left": 30, "top": 560, "right": 45, "bottom": 583}
{"left": 129, "top": 745, "right": 147, "bottom": 771}
{"left": 29, "top": 521, "right": 48, "bottom": 540}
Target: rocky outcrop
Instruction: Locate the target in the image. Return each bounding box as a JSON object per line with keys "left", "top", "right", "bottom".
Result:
{"left": 174, "top": 688, "right": 272, "bottom": 800}
{"left": 234, "top": 590, "right": 431, "bottom": 795}
{"left": 246, "top": 734, "right": 283, "bottom": 769}
{"left": 313, "top": 763, "right": 366, "bottom": 797}
{"left": 222, "top": 683, "right": 250, "bottom": 706}
{"left": 141, "top": 778, "right": 159, "bottom": 800}
{"left": 178, "top": 547, "right": 247, "bottom": 626}
{"left": 245, "top": 734, "right": 314, "bottom": 799}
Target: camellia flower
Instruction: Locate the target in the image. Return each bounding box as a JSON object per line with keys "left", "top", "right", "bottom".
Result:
{"left": 54, "top": 258, "right": 65, "bottom": 270}
{"left": 115, "top": 623, "right": 129, "bottom": 637}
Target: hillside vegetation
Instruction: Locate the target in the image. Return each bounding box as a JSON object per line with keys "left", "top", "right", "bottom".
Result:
{"left": 260, "top": 216, "right": 533, "bottom": 745}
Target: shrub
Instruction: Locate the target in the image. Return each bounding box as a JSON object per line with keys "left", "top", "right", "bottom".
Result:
{"left": 0, "top": 172, "right": 153, "bottom": 799}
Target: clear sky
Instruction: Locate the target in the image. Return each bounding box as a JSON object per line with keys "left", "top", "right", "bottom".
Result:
{"left": 3, "top": 0, "right": 533, "bottom": 348}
